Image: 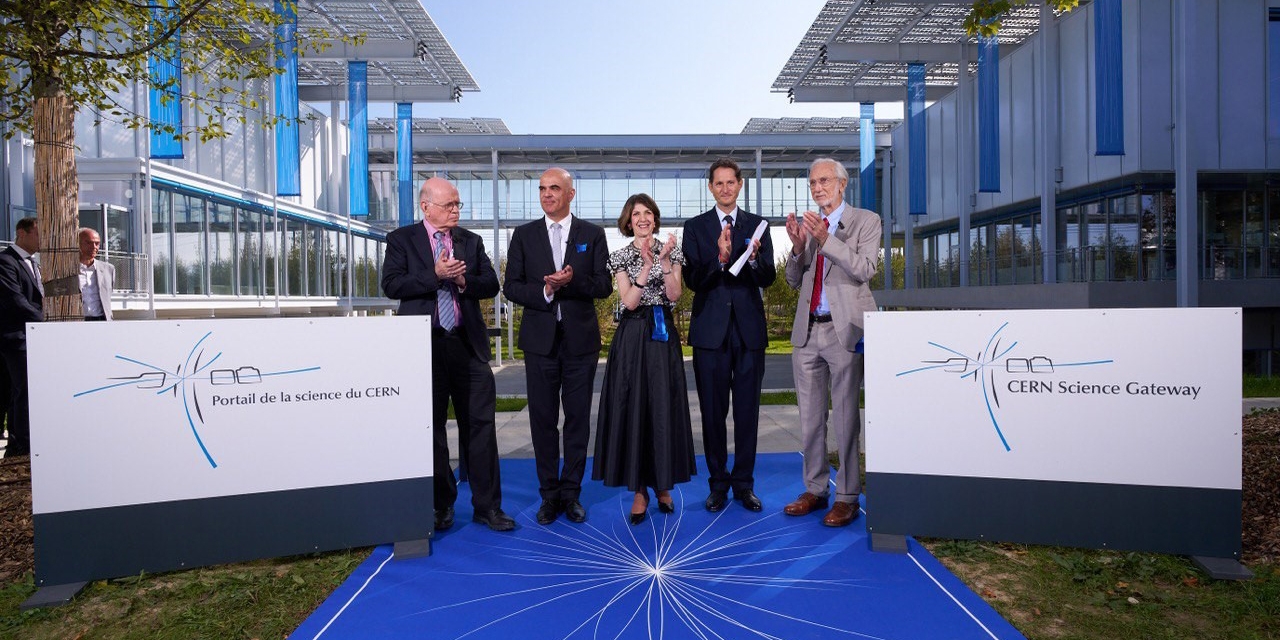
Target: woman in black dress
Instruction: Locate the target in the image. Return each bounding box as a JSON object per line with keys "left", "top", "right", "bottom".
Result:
{"left": 592, "top": 194, "right": 696, "bottom": 525}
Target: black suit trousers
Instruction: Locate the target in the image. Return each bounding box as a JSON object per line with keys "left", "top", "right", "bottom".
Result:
{"left": 432, "top": 328, "right": 501, "bottom": 512}
{"left": 525, "top": 327, "right": 598, "bottom": 502}
{"left": 691, "top": 318, "right": 764, "bottom": 494}
{"left": 0, "top": 347, "right": 29, "bottom": 457}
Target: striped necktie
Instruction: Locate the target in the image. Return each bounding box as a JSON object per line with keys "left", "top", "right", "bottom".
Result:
{"left": 433, "top": 232, "right": 456, "bottom": 331}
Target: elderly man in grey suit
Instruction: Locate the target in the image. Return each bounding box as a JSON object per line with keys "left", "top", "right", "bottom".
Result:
{"left": 78, "top": 228, "right": 114, "bottom": 321}
{"left": 781, "top": 157, "right": 881, "bottom": 527}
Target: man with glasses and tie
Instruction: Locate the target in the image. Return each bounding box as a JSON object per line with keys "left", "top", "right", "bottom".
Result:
{"left": 782, "top": 157, "right": 881, "bottom": 528}
{"left": 504, "top": 167, "right": 610, "bottom": 526}
{"left": 681, "top": 158, "right": 776, "bottom": 514}
{"left": 383, "top": 177, "right": 514, "bottom": 533}
{"left": 0, "top": 217, "right": 44, "bottom": 458}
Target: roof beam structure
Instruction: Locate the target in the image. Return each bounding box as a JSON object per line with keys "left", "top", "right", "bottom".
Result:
{"left": 299, "top": 84, "right": 456, "bottom": 102}
{"left": 774, "top": 1, "right": 1047, "bottom": 104}
{"left": 791, "top": 85, "right": 953, "bottom": 103}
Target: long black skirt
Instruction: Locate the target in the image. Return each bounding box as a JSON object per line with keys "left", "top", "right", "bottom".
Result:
{"left": 591, "top": 305, "right": 696, "bottom": 492}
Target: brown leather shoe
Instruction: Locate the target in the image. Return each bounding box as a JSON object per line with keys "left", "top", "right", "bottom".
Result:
{"left": 783, "top": 492, "right": 829, "bottom": 516}
{"left": 822, "top": 500, "right": 860, "bottom": 527}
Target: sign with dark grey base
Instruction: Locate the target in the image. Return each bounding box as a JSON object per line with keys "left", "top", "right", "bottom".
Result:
{"left": 865, "top": 308, "right": 1243, "bottom": 566}
{"left": 27, "top": 317, "right": 434, "bottom": 590}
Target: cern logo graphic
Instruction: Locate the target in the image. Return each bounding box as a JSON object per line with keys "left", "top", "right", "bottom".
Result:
{"left": 895, "top": 322, "right": 1112, "bottom": 452}
{"left": 73, "top": 331, "right": 319, "bottom": 468}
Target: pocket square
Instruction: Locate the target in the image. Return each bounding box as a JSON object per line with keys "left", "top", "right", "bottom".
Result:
{"left": 575, "top": 242, "right": 588, "bottom": 252}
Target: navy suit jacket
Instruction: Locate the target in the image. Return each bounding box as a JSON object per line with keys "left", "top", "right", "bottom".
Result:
{"left": 503, "top": 217, "right": 611, "bottom": 358}
{"left": 381, "top": 223, "right": 500, "bottom": 361}
{"left": 681, "top": 207, "right": 776, "bottom": 351}
{"left": 0, "top": 246, "right": 44, "bottom": 349}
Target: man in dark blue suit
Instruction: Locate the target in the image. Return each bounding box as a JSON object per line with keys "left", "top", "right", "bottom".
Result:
{"left": 681, "top": 158, "right": 776, "bottom": 512}
{"left": 504, "top": 167, "right": 611, "bottom": 525}
{"left": 0, "top": 217, "right": 44, "bottom": 458}
{"left": 382, "top": 177, "right": 514, "bottom": 532}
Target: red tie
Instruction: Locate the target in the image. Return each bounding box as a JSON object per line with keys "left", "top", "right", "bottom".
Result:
{"left": 809, "top": 218, "right": 830, "bottom": 313}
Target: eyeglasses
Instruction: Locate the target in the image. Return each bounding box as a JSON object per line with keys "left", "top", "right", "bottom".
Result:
{"left": 809, "top": 177, "right": 841, "bottom": 188}
{"left": 426, "top": 200, "right": 465, "bottom": 211}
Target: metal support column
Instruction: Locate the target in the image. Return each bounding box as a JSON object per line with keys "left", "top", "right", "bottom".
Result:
{"left": 957, "top": 47, "right": 973, "bottom": 287}
{"left": 1174, "top": 0, "right": 1197, "bottom": 307}
{"left": 1038, "top": 2, "right": 1059, "bottom": 284}
{"left": 492, "top": 149, "right": 503, "bottom": 365}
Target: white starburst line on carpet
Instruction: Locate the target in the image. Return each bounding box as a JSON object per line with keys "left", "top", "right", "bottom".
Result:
{"left": 408, "top": 488, "right": 883, "bottom": 640}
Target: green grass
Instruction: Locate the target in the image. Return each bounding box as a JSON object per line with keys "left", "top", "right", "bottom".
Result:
{"left": 923, "top": 541, "right": 1280, "bottom": 640}
{"left": 1244, "top": 375, "right": 1280, "bottom": 398}
{"left": 0, "top": 550, "right": 370, "bottom": 640}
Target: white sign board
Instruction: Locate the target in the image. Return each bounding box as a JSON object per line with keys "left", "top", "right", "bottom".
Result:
{"left": 29, "top": 316, "right": 434, "bottom": 515}
{"left": 865, "top": 308, "right": 1241, "bottom": 491}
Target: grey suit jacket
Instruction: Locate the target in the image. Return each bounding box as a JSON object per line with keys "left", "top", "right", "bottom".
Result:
{"left": 85, "top": 260, "right": 114, "bottom": 320}
{"left": 785, "top": 205, "right": 881, "bottom": 351}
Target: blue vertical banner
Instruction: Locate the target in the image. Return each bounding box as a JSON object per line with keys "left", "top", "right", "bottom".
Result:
{"left": 273, "top": 0, "right": 300, "bottom": 196}
{"left": 396, "top": 103, "right": 414, "bottom": 227}
{"left": 348, "top": 61, "right": 369, "bottom": 217}
{"left": 859, "top": 102, "right": 876, "bottom": 211}
{"left": 148, "top": 0, "right": 183, "bottom": 159}
{"left": 978, "top": 35, "right": 1000, "bottom": 192}
{"left": 1094, "top": 0, "right": 1124, "bottom": 155}
{"left": 907, "top": 63, "right": 927, "bottom": 215}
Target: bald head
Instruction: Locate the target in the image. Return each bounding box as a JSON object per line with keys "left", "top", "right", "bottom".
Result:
{"left": 419, "top": 176, "right": 461, "bottom": 230}
{"left": 538, "top": 167, "right": 575, "bottom": 221}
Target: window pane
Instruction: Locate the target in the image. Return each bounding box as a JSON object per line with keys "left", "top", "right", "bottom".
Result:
{"left": 239, "top": 209, "right": 262, "bottom": 296}
{"left": 1109, "top": 195, "right": 1139, "bottom": 281}
{"left": 286, "top": 221, "right": 305, "bottom": 296}
{"left": 262, "top": 215, "right": 277, "bottom": 296}
{"left": 208, "top": 202, "right": 234, "bottom": 295}
{"left": 151, "top": 189, "right": 172, "bottom": 295}
{"left": 173, "top": 194, "right": 205, "bottom": 295}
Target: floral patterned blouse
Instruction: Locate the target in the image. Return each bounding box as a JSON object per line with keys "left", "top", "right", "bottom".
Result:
{"left": 607, "top": 242, "right": 686, "bottom": 307}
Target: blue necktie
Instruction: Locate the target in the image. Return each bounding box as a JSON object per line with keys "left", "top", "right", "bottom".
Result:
{"left": 433, "top": 232, "right": 456, "bottom": 331}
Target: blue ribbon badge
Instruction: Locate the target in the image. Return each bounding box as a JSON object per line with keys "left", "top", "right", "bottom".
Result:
{"left": 651, "top": 306, "right": 669, "bottom": 342}
{"left": 575, "top": 242, "right": 588, "bottom": 253}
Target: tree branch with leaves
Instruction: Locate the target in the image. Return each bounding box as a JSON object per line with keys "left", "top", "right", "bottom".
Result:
{"left": 0, "top": 0, "right": 344, "bottom": 319}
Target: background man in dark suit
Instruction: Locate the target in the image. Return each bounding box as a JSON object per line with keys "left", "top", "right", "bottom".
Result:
{"left": 681, "top": 158, "right": 776, "bottom": 513}
{"left": 503, "top": 167, "right": 611, "bottom": 525}
{"left": 782, "top": 158, "right": 881, "bottom": 528}
{"left": 78, "top": 228, "right": 114, "bottom": 321}
{"left": 0, "top": 217, "right": 44, "bottom": 458}
{"left": 382, "top": 177, "right": 514, "bottom": 533}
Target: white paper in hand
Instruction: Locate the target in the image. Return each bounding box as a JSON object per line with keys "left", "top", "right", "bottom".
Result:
{"left": 728, "top": 220, "right": 769, "bottom": 276}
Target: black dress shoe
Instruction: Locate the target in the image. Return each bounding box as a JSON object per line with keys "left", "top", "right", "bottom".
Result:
{"left": 473, "top": 509, "right": 516, "bottom": 531}
{"left": 535, "top": 500, "right": 561, "bottom": 525}
{"left": 434, "top": 506, "right": 455, "bottom": 531}
{"left": 735, "top": 490, "right": 763, "bottom": 512}
{"left": 630, "top": 492, "right": 650, "bottom": 525}
{"left": 564, "top": 500, "right": 587, "bottom": 523}
{"left": 705, "top": 491, "right": 728, "bottom": 512}
{"left": 656, "top": 491, "right": 674, "bottom": 514}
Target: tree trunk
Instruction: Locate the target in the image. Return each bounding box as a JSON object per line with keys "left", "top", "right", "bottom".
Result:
{"left": 32, "top": 77, "right": 84, "bottom": 322}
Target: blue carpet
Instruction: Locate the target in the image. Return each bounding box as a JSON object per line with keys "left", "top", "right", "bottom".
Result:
{"left": 291, "top": 454, "right": 1025, "bottom": 640}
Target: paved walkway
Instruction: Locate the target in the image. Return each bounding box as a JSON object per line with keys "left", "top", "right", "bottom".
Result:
{"left": 477, "top": 359, "right": 1280, "bottom": 462}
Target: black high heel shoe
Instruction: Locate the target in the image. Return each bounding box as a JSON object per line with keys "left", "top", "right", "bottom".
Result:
{"left": 630, "top": 491, "right": 650, "bottom": 525}
{"left": 656, "top": 490, "right": 674, "bottom": 514}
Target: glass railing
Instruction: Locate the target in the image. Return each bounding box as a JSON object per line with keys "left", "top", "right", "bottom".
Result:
{"left": 105, "top": 252, "right": 151, "bottom": 294}
{"left": 912, "top": 245, "right": 1280, "bottom": 287}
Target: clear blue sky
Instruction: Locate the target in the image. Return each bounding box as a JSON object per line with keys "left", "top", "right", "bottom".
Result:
{"left": 415, "top": 1, "right": 902, "bottom": 134}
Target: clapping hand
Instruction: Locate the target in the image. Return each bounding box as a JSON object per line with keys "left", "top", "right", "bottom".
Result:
{"left": 435, "top": 255, "right": 467, "bottom": 285}
{"left": 717, "top": 222, "right": 733, "bottom": 264}
{"left": 801, "top": 211, "right": 830, "bottom": 246}
{"left": 785, "top": 212, "right": 808, "bottom": 255}
{"left": 639, "top": 236, "right": 655, "bottom": 266}
{"left": 658, "top": 233, "right": 677, "bottom": 262}
{"left": 544, "top": 265, "right": 574, "bottom": 293}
